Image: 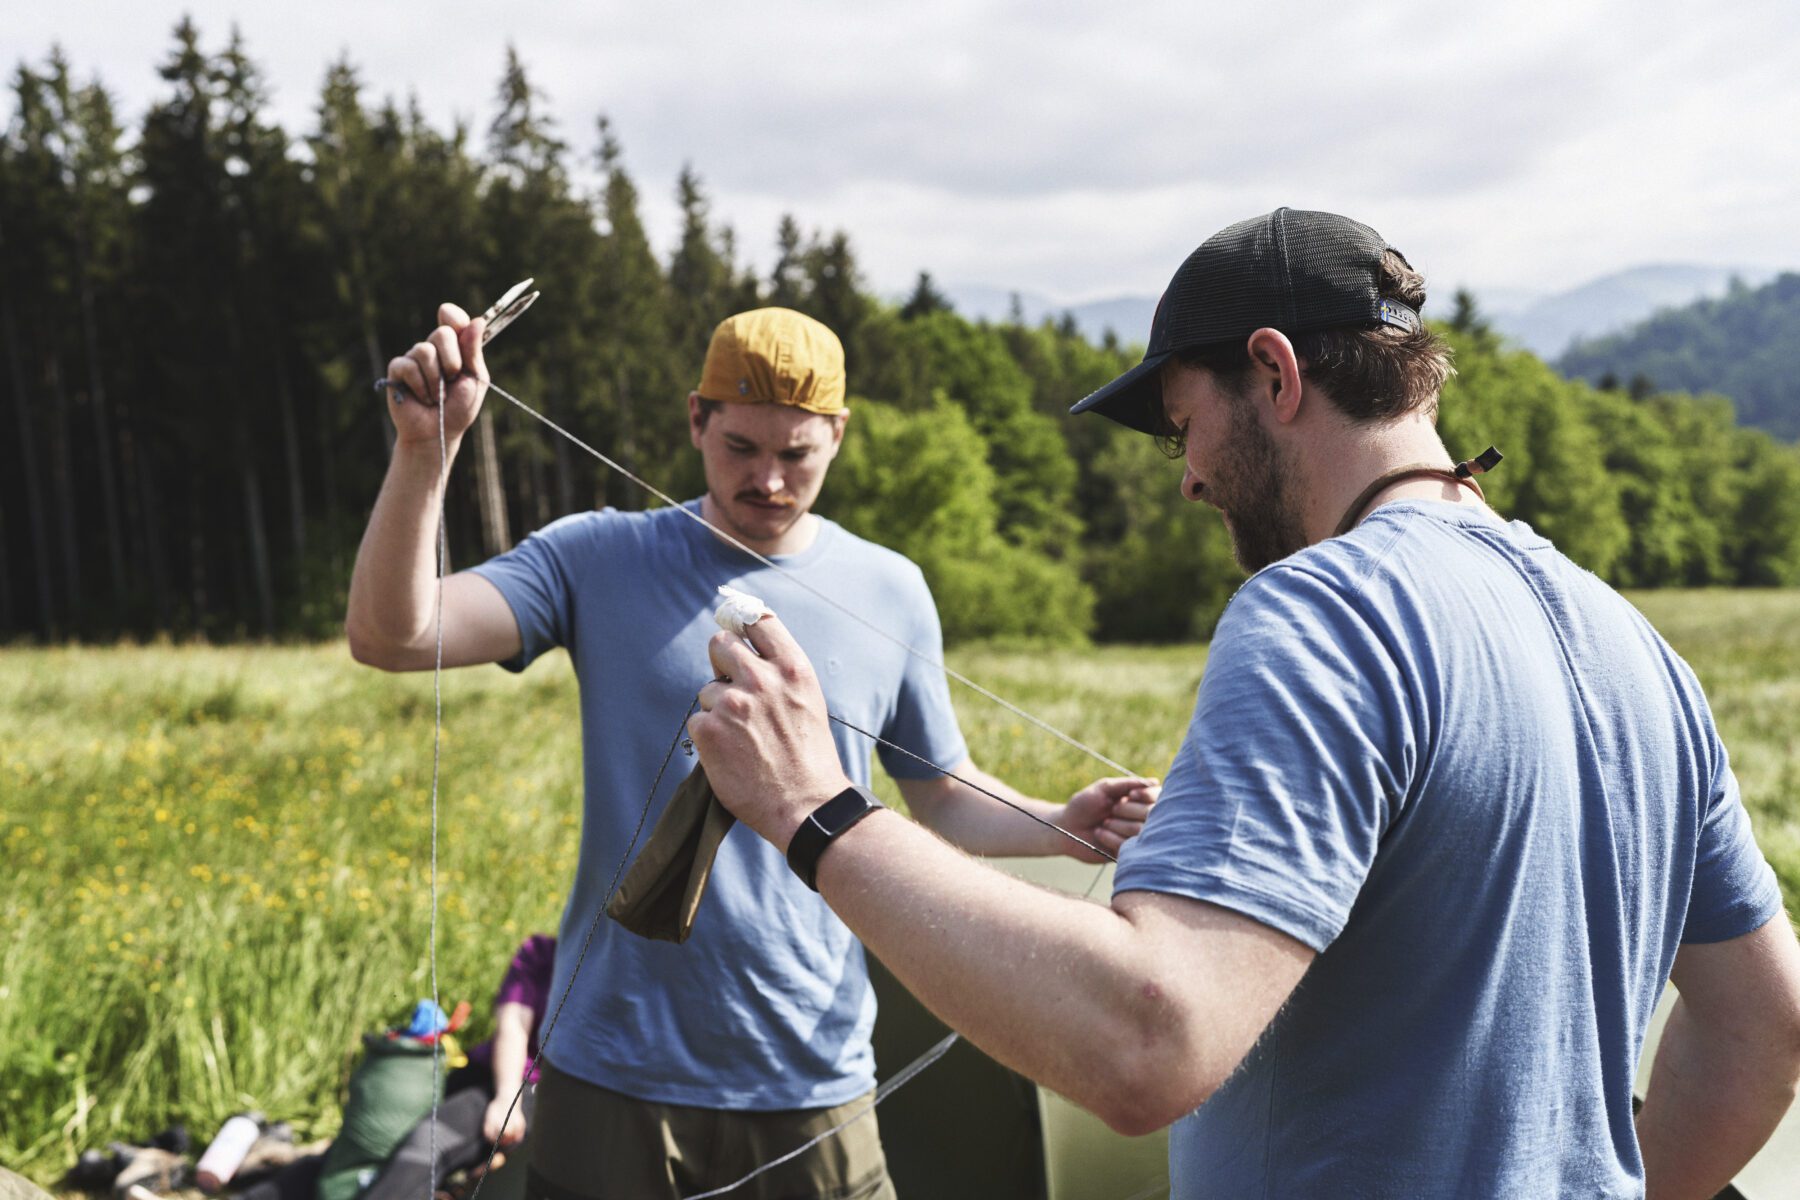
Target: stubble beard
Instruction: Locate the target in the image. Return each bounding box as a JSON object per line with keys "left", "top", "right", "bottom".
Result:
{"left": 1214, "top": 397, "right": 1308, "bottom": 574}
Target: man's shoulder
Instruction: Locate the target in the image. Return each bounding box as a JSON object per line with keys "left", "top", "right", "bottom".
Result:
{"left": 816, "top": 518, "right": 930, "bottom": 588}
{"left": 522, "top": 504, "right": 690, "bottom": 553}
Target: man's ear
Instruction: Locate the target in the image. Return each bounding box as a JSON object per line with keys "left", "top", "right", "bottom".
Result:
{"left": 828, "top": 409, "right": 850, "bottom": 456}
{"left": 1245, "top": 328, "right": 1304, "bottom": 425}
{"left": 687, "top": 392, "right": 705, "bottom": 448}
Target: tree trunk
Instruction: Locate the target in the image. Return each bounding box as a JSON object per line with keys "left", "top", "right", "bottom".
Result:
{"left": 189, "top": 492, "right": 209, "bottom": 637}
{"left": 529, "top": 441, "right": 551, "bottom": 529}
{"left": 554, "top": 428, "right": 575, "bottom": 515}
{"left": 241, "top": 451, "right": 275, "bottom": 636}
{"left": 611, "top": 365, "right": 636, "bottom": 510}
{"left": 121, "top": 405, "right": 171, "bottom": 631}
{"left": 79, "top": 273, "right": 128, "bottom": 610}
{"left": 0, "top": 502, "right": 12, "bottom": 633}
{"left": 47, "top": 356, "right": 83, "bottom": 627}
{"left": 317, "top": 382, "right": 341, "bottom": 577}
{"left": 369, "top": 321, "right": 394, "bottom": 456}
{"left": 276, "top": 362, "right": 307, "bottom": 570}
{"left": 473, "top": 408, "right": 511, "bottom": 556}
{"left": 1, "top": 289, "right": 56, "bottom": 637}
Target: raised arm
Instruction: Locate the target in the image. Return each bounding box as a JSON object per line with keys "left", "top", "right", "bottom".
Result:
{"left": 345, "top": 304, "right": 523, "bottom": 671}
{"left": 1637, "top": 914, "right": 1800, "bottom": 1199}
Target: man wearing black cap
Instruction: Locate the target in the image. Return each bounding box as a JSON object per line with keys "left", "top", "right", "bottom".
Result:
{"left": 687, "top": 210, "right": 1800, "bottom": 1196}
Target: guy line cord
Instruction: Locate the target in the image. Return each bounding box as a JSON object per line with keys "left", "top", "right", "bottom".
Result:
{"left": 409, "top": 370, "right": 1145, "bottom": 1200}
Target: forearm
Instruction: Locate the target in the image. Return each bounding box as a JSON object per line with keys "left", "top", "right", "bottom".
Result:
{"left": 909, "top": 767, "right": 1070, "bottom": 858}
{"left": 346, "top": 441, "right": 461, "bottom": 666}
{"left": 1638, "top": 994, "right": 1800, "bottom": 1199}
{"left": 488, "top": 1003, "right": 532, "bottom": 1095}
{"left": 817, "top": 810, "right": 1216, "bottom": 1134}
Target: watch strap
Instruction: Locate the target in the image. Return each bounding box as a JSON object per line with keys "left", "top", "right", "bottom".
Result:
{"left": 786, "top": 785, "right": 882, "bottom": 891}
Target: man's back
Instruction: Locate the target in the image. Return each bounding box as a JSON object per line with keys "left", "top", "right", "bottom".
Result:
{"left": 1117, "top": 501, "right": 1781, "bottom": 1196}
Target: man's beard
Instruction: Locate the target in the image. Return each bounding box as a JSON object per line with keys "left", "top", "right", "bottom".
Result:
{"left": 1212, "top": 395, "right": 1307, "bottom": 573}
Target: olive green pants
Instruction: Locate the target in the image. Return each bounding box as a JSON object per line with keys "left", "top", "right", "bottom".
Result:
{"left": 525, "top": 1058, "right": 896, "bottom": 1200}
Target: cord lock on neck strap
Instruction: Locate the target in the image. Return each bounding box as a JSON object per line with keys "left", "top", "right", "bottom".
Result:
{"left": 1333, "top": 446, "right": 1503, "bottom": 538}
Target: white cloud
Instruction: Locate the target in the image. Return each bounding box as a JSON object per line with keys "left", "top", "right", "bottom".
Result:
{"left": 10, "top": 0, "right": 1800, "bottom": 302}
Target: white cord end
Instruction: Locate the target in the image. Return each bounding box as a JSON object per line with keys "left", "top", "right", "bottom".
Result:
{"left": 715, "top": 586, "right": 774, "bottom": 637}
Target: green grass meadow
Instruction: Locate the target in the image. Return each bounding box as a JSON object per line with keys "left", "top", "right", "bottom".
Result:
{"left": 3, "top": 591, "right": 1798, "bottom": 1184}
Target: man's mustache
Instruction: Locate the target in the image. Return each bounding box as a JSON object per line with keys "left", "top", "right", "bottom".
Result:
{"left": 735, "top": 491, "right": 797, "bottom": 508}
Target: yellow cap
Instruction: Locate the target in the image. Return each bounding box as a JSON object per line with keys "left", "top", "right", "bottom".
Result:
{"left": 697, "top": 308, "right": 846, "bottom": 415}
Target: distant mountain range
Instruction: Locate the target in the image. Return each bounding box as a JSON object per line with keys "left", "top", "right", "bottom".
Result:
{"left": 1558, "top": 272, "right": 1800, "bottom": 441}
{"left": 943, "top": 263, "right": 1778, "bottom": 362}
{"left": 1481, "top": 265, "right": 1776, "bottom": 359}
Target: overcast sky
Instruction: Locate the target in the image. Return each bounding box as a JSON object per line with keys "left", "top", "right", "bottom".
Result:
{"left": 12, "top": 0, "right": 1800, "bottom": 313}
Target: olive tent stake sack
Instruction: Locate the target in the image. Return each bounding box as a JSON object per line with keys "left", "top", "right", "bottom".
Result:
{"left": 607, "top": 762, "right": 736, "bottom": 943}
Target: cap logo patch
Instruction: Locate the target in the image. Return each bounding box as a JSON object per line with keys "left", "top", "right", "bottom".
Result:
{"left": 738, "top": 379, "right": 750, "bottom": 395}
{"left": 1377, "top": 298, "right": 1422, "bottom": 333}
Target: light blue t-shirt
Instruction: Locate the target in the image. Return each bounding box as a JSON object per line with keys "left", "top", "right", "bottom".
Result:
{"left": 1115, "top": 501, "right": 1782, "bottom": 1198}
{"left": 471, "top": 500, "right": 967, "bottom": 1109}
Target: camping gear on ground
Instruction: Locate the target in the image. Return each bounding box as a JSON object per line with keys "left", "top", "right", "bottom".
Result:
{"left": 234, "top": 1122, "right": 301, "bottom": 1175}
{"left": 109, "top": 1147, "right": 188, "bottom": 1198}
{"left": 607, "top": 763, "right": 735, "bottom": 944}
{"left": 195, "top": 1112, "right": 263, "bottom": 1192}
{"left": 313, "top": 1025, "right": 446, "bottom": 1200}
{"left": 64, "top": 1126, "right": 191, "bottom": 1195}
{"left": 402, "top": 1001, "right": 448, "bottom": 1039}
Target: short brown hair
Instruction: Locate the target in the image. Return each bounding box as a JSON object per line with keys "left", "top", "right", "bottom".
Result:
{"left": 1176, "top": 249, "right": 1455, "bottom": 424}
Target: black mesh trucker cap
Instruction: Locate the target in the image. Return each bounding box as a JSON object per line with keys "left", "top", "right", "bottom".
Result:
{"left": 1071, "top": 208, "right": 1422, "bottom": 434}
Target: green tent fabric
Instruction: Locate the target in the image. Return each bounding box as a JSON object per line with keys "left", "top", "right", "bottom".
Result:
{"left": 315, "top": 1033, "right": 444, "bottom": 1200}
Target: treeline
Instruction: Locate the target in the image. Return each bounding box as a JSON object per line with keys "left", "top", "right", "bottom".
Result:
{"left": 1559, "top": 273, "right": 1800, "bottom": 441}
{"left": 3, "top": 27, "right": 1799, "bottom": 649}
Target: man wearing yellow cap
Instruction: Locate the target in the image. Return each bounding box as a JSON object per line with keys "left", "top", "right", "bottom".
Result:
{"left": 346, "top": 305, "right": 1156, "bottom": 1199}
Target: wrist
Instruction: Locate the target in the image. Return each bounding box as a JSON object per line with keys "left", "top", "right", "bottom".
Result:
{"left": 393, "top": 432, "right": 464, "bottom": 460}
{"left": 772, "top": 775, "right": 854, "bottom": 852}
{"left": 784, "top": 780, "right": 880, "bottom": 891}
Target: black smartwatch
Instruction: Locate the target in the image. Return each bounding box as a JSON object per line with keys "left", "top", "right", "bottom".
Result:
{"left": 786, "top": 785, "right": 883, "bottom": 891}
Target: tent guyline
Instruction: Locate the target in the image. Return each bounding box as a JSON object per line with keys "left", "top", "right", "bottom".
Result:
{"left": 385, "top": 295, "right": 1144, "bottom": 1199}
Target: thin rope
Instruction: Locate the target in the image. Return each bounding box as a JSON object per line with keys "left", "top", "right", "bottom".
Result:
{"left": 432, "top": 374, "right": 1145, "bottom": 1200}
{"left": 427, "top": 377, "right": 447, "bottom": 1197}
{"left": 827, "top": 714, "right": 1115, "bottom": 864}
{"left": 483, "top": 379, "right": 1135, "bottom": 778}
{"left": 464, "top": 699, "right": 700, "bottom": 1200}
{"left": 679, "top": 1032, "right": 961, "bottom": 1200}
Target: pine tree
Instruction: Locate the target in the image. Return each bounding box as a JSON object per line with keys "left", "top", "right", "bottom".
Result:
{"left": 667, "top": 165, "right": 735, "bottom": 376}
{"left": 900, "top": 271, "right": 951, "bottom": 320}
{"left": 769, "top": 214, "right": 808, "bottom": 309}
{"left": 801, "top": 230, "right": 870, "bottom": 350}
{"left": 590, "top": 116, "right": 679, "bottom": 505}
{"left": 0, "top": 60, "right": 64, "bottom": 635}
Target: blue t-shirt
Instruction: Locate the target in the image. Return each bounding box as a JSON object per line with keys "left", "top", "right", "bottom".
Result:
{"left": 471, "top": 501, "right": 968, "bottom": 1109}
{"left": 1114, "top": 501, "right": 1782, "bottom": 1198}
